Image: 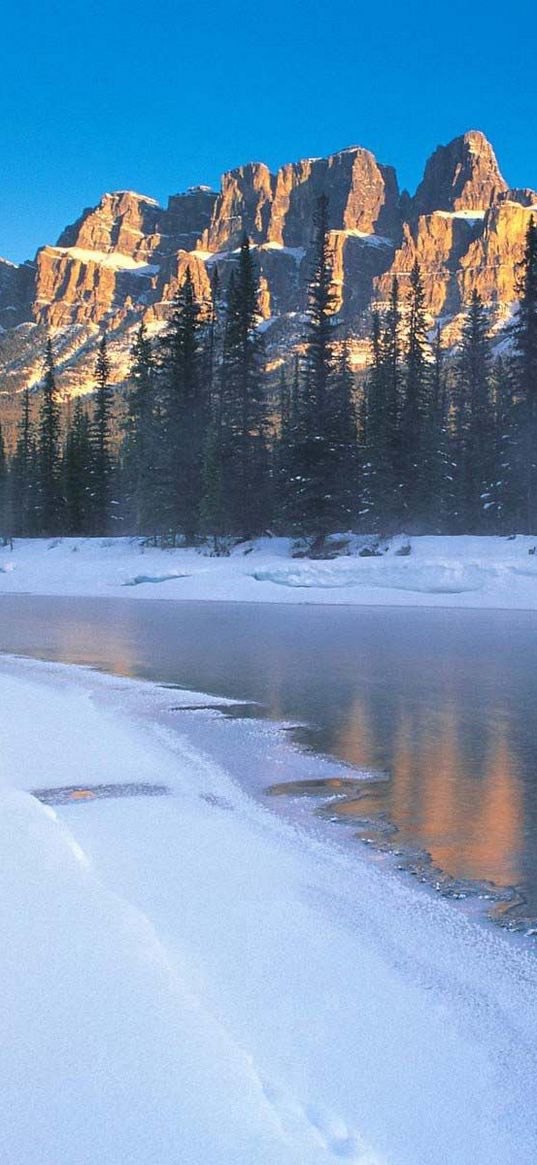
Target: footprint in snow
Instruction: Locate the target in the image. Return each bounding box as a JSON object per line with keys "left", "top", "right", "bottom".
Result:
{"left": 306, "top": 1103, "right": 364, "bottom": 1158}
{"left": 260, "top": 1075, "right": 371, "bottom": 1162}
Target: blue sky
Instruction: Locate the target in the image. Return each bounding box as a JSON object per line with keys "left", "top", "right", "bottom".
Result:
{"left": 1, "top": 0, "right": 535, "bottom": 262}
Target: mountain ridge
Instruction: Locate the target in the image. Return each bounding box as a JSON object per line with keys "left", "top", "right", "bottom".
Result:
{"left": 0, "top": 130, "right": 535, "bottom": 404}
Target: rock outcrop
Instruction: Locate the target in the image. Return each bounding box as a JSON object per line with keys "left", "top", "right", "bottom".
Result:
{"left": 410, "top": 130, "right": 508, "bottom": 217}
{"left": 0, "top": 130, "right": 535, "bottom": 400}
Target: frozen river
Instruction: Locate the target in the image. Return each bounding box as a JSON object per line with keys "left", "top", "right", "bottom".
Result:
{"left": 2, "top": 595, "right": 537, "bottom": 922}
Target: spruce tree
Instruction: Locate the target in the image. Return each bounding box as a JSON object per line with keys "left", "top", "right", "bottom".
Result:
{"left": 428, "top": 329, "right": 456, "bottom": 532}
{"left": 400, "top": 261, "right": 431, "bottom": 528}
{"left": 11, "top": 389, "right": 36, "bottom": 535}
{"left": 456, "top": 291, "right": 495, "bottom": 531}
{"left": 160, "top": 267, "right": 208, "bottom": 542}
{"left": 382, "top": 276, "right": 404, "bottom": 527}
{"left": 512, "top": 216, "right": 537, "bottom": 530}
{"left": 274, "top": 361, "right": 294, "bottom": 531}
{"left": 0, "top": 422, "right": 8, "bottom": 539}
{"left": 291, "top": 195, "right": 338, "bottom": 542}
{"left": 92, "top": 332, "right": 115, "bottom": 534}
{"left": 63, "top": 399, "right": 94, "bottom": 534}
{"left": 220, "top": 236, "right": 269, "bottom": 537}
{"left": 363, "top": 291, "right": 402, "bottom": 532}
{"left": 489, "top": 356, "right": 517, "bottom": 532}
{"left": 124, "top": 322, "right": 160, "bottom": 535}
{"left": 37, "top": 339, "right": 63, "bottom": 535}
{"left": 199, "top": 420, "right": 224, "bottom": 551}
{"left": 327, "top": 340, "right": 358, "bottom": 530}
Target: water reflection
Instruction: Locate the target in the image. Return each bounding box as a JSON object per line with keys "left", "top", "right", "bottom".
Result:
{"left": 0, "top": 596, "right": 536, "bottom": 909}
{"left": 326, "top": 698, "right": 524, "bottom": 887}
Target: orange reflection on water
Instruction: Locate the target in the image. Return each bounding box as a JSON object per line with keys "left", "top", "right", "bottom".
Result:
{"left": 333, "top": 695, "right": 524, "bottom": 888}
{"left": 52, "top": 619, "right": 138, "bottom": 678}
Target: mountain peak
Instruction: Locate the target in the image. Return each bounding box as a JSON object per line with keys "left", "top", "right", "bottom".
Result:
{"left": 411, "top": 130, "right": 507, "bottom": 218}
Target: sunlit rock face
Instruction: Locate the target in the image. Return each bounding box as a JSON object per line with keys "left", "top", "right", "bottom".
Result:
{"left": 267, "top": 148, "right": 402, "bottom": 247}
{"left": 200, "top": 163, "right": 275, "bottom": 252}
{"left": 0, "top": 130, "right": 535, "bottom": 398}
{"left": 375, "top": 214, "right": 482, "bottom": 317}
{"left": 458, "top": 198, "right": 537, "bottom": 306}
{"left": 57, "top": 191, "right": 162, "bottom": 259}
{"left": 410, "top": 130, "right": 508, "bottom": 217}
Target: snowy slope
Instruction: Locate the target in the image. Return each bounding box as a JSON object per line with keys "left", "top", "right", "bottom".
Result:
{"left": 0, "top": 654, "right": 536, "bottom": 1164}
{"left": 3, "top": 533, "right": 537, "bottom": 608}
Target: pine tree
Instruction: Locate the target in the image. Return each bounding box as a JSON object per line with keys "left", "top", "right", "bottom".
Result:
{"left": 37, "top": 339, "right": 63, "bottom": 535}
{"left": 63, "top": 399, "right": 94, "bottom": 534}
{"left": 400, "top": 261, "right": 431, "bottom": 528}
{"left": 123, "top": 322, "right": 160, "bottom": 535}
{"left": 511, "top": 216, "right": 537, "bottom": 531}
{"left": 205, "top": 266, "right": 222, "bottom": 411}
{"left": 220, "top": 236, "right": 269, "bottom": 537}
{"left": 363, "top": 291, "right": 402, "bottom": 532}
{"left": 199, "top": 420, "right": 225, "bottom": 551}
{"left": 11, "top": 389, "right": 37, "bottom": 535}
{"left": 291, "top": 195, "right": 339, "bottom": 541}
{"left": 456, "top": 291, "right": 495, "bottom": 531}
{"left": 428, "top": 329, "right": 456, "bottom": 532}
{"left": 327, "top": 340, "right": 358, "bottom": 530}
{"left": 489, "top": 356, "right": 517, "bottom": 531}
{"left": 382, "top": 276, "right": 404, "bottom": 526}
{"left": 92, "top": 332, "right": 115, "bottom": 534}
{"left": 0, "top": 421, "right": 9, "bottom": 539}
{"left": 159, "top": 267, "right": 208, "bottom": 542}
{"left": 274, "top": 361, "right": 294, "bottom": 531}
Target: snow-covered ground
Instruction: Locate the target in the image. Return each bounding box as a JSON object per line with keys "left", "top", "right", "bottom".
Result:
{"left": 1, "top": 653, "right": 536, "bottom": 1164}
{"left": 3, "top": 532, "right": 537, "bottom": 608}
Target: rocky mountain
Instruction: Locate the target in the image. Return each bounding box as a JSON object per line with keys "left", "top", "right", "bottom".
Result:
{"left": 0, "top": 130, "right": 535, "bottom": 406}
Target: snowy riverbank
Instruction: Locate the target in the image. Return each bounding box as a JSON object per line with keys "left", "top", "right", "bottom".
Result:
{"left": 3, "top": 532, "right": 537, "bottom": 608}
{"left": 1, "top": 652, "right": 536, "bottom": 1164}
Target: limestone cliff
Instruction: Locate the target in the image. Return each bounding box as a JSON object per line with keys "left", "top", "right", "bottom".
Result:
{"left": 0, "top": 130, "right": 534, "bottom": 398}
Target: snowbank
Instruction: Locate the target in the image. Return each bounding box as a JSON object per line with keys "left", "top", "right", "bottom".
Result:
{"left": 3, "top": 534, "right": 537, "bottom": 608}
{"left": 0, "top": 654, "right": 536, "bottom": 1164}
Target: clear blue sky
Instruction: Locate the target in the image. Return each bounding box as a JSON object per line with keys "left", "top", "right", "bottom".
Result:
{"left": 2, "top": 0, "right": 536, "bottom": 263}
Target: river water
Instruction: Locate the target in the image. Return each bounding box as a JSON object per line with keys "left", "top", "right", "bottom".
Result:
{"left": 2, "top": 595, "right": 537, "bottom": 922}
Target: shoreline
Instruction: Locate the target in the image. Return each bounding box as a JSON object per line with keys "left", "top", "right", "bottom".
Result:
{"left": 3, "top": 533, "right": 537, "bottom": 610}
{"left": 1, "top": 652, "right": 537, "bottom": 1162}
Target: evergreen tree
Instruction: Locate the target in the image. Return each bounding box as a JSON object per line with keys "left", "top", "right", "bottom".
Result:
{"left": 37, "top": 339, "right": 63, "bottom": 534}
{"left": 489, "top": 356, "right": 517, "bottom": 531}
{"left": 220, "top": 236, "right": 269, "bottom": 537}
{"left": 63, "top": 399, "right": 94, "bottom": 534}
{"left": 456, "top": 291, "right": 495, "bottom": 531}
{"left": 0, "top": 421, "right": 8, "bottom": 539}
{"left": 383, "top": 275, "right": 403, "bottom": 486}
{"left": 124, "top": 322, "right": 160, "bottom": 535}
{"left": 327, "top": 340, "right": 358, "bottom": 530}
{"left": 159, "top": 267, "right": 208, "bottom": 542}
{"left": 363, "top": 290, "right": 402, "bottom": 532}
{"left": 12, "top": 391, "right": 33, "bottom": 535}
{"left": 199, "top": 419, "right": 225, "bottom": 551}
{"left": 11, "top": 389, "right": 37, "bottom": 535}
{"left": 428, "top": 329, "right": 456, "bottom": 532}
{"left": 92, "top": 332, "right": 115, "bottom": 533}
{"left": 274, "top": 361, "right": 294, "bottom": 530}
{"left": 511, "top": 217, "right": 537, "bottom": 530}
{"left": 290, "top": 195, "right": 339, "bottom": 540}
{"left": 400, "top": 261, "right": 431, "bottom": 528}
{"left": 205, "top": 266, "right": 222, "bottom": 410}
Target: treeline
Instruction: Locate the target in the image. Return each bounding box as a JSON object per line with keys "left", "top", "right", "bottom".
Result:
{"left": 1, "top": 199, "right": 537, "bottom": 546}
